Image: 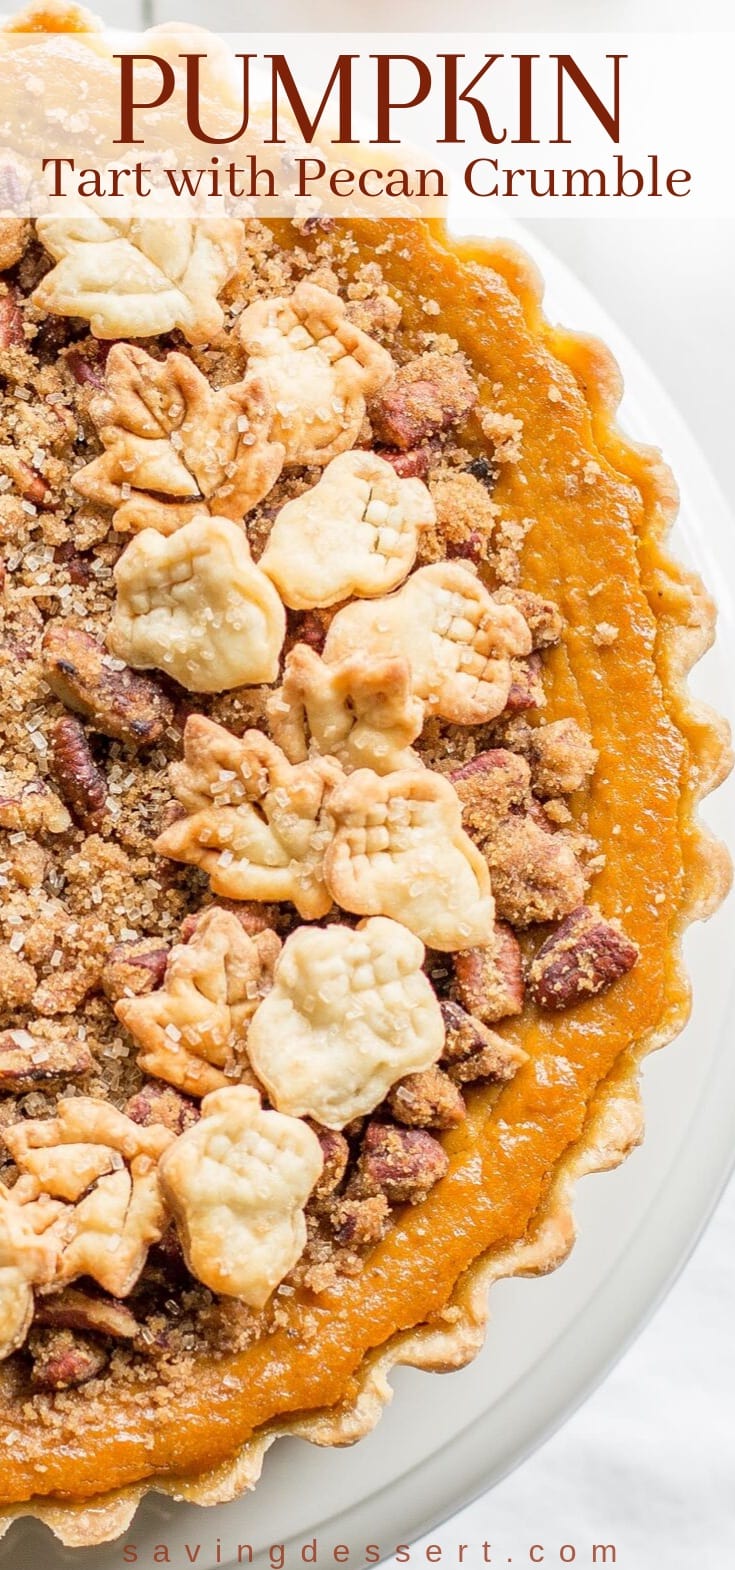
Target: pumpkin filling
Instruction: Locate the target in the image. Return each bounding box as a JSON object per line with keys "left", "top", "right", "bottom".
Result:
{"left": 0, "top": 210, "right": 721, "bottom": 1509}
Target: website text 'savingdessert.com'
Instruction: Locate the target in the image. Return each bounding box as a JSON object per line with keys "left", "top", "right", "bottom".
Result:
{"left": 119, "top": 1537, "right": 620, "bottom": 1566}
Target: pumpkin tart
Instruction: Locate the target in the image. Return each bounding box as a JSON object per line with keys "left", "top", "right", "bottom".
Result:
{"left": 0, "top": 12, "right": 730, "bottom": 1550}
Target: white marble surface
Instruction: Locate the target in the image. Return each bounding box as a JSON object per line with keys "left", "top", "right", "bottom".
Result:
{"left": 384, "top": 1177, "right": 735, "bottom": 1570}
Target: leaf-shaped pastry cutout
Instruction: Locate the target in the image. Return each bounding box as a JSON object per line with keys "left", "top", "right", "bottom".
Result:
{"left": 34, "top": 214, "right": 243, "bottom": 345}
{"left": 3, "top": 1100, "right": 173, "bottom": 1300}
{"left": 247, "top": 918, "right": 445, "bottom": 1130}
{"left": 155, "top": 716, "right": 343, "bottom": 919}
{"left": 269, "top": 642, "right": 424, "bottom": 774}
{"left": 73, "top": 345, "right": 284, "bottom": 533}
{"left": 159, "top": 1085, "right": 323, "bottom": 1306}
{"left": 0, "top": 1188, "right": 59, "bottom": 1361}
{"left": 116, "top": 907, "right": 280, "bottom": 1098}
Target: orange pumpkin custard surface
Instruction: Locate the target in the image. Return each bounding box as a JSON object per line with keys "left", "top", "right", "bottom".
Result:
{"left": 0, "top": 202, "right": 729, "bottom": 1547}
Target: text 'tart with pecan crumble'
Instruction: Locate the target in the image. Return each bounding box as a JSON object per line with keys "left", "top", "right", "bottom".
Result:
{"left": 0, "top": 13, "right": 731, "bottom": 1551}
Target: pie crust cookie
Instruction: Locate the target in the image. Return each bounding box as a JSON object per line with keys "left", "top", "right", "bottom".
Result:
{"left": 109, "top": 515, "right": 286, "bottom": 692}
{"left": 258, "top": 450, "right": 435, "bottom": 608}
{"left": 238, "top": 280, "right": 394, "bottom": 464}
{"left": 268, "top": 642, "right": 425, "bottom": 773}
{"left": 33, "top": 214, "right": 244, "bottom": 346}
{"left": 72, "top": 344, "right": 285, "bottom": 535}
{"left": 246, "top": 918, "right": 446, "bottom": 1128}
{"left": 158, "top": 1086, "right": 325, "bottom": 1308}
{"left": 0, "top": 9, "right": 731, "bottom": 1548}
{"left": 323, "top": 560, "right": 533, "bottom": 724}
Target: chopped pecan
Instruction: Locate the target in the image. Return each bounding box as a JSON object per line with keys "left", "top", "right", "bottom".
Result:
{"left": 440, "top": 1000, "right": 527, "bottom": 1084}
{"left": 30, "top": 913, "right": 109, "bottom": 1017}
{"left": 53, "top": 542, "right": 93, "bottom": 587}
{"left": 446, "top": 529, "right": 485, "bottom": 567}
{"left": 21, "top": 466, "right": 49, "bottom": 510}
{"left": 0, "top": 779, "right": 71, "bottom": 836}
{"left": 0, "top": 948, "right": 36, "bottom": 1010}
{"left": 287, "top": 608, "right": 331, "bottom": 655}
{"left": 504, "top": 652, "right": 544, "bottom": 714}
{"left": 0, "top": 449, "right": 48, "bottom": 507}
{"left": 132, "top": 1306, "right": 194, "bottom": 1359}
{"left": 528, "top": 905, "right": 640, "bottom": 1010}
{"left": 311, "top": 1126, "right": 350, "bottom": 1200}
{"left": 0, "top": 286, "right": 23, "bottom": 349}
{"left": 387, "top": 1065, "right": 466, "bottom": 1129}
{"left": 33, "top": 1286, "right": 138, "bottom": 1339}
{"left": 378, "top": 446, "right": 432, "bottom": 480}
{"left": 0, "top": 1028, "right": 93, "bottom": 1091}
{"left": 41, "top": 623, "right": 175, "bottom": 747}
{"left": 369, "top": 352, "right": 478, "bottom": 449}
{"left": 422, "top": 469, "right": 497, "bottom": 569}
{"left": 28, "top": 1327, "right": 108, "bottom": 1390}
{"left": 488, "top": 817, "right": 587, "bottom": 927}
{"left": 353, "top": 1123, "right": 449, "bottom": 1205}
{"left": 150, "top": 1223, "right": 188, "bottom": 1278}
{"left": 495, "top": 588, "right": 564, "bottom": 650}
{"left": 32, "top": 975, "right": 96, "bottom": 1019}
{"left": 330, "top": 1193, "right": 390, "bottom": 1248}
{"left": 299, "top": 215, "right": 336, "bottom": 234}
{"left": 506, "top": 718, "right": 598, "bottom": 798}
{"left": 450, "top": 923, "right": 524, "bottom": 1023}
{"left": 32, "top": 314, "right": 82, "bottom": 366}
{"left": 490, "top": 818, "right": 586, "bottom": 927}
{"left": 124, "top": 1081, "right": 200, "bottom": 1135}
{"left": 0, "top": 633, "right": 34, "bottom": 667}
{"left": 65, "top": 340, "right": 113, "bottom": 390}
{"left": 102, "top": 940, "right": 169, "bottom": 1003}
{"left": 452, "top": 747, "right": 529, "bottom": 827}
{"left": 451, "top": 749, "right": 587, "bottom": 927}
{"left": 50, "top": 715, "right": 108, "bottom": 831}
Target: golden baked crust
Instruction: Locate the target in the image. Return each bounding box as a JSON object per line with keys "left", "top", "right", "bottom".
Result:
{"left": 0, "top": 25, "right": 729, "bottom": 1543}
{"left": 0, "top": 213, "right": 727, "bottom": 1546}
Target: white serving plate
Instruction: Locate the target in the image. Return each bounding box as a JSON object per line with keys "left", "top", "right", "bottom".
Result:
{"left": 1, "top": 206, "right": 733, "bottom": 1569}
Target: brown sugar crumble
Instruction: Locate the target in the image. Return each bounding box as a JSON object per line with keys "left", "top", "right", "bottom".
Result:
{"left": 0, "top": 214, "right": 639, "bottom": 1424}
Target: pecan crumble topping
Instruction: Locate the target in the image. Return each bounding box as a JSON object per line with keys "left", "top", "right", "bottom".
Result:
{"left": 0, "top": 213, "right": 640, "bottom": 1415}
